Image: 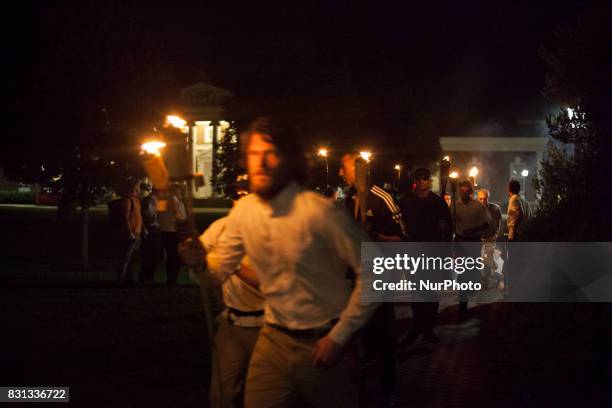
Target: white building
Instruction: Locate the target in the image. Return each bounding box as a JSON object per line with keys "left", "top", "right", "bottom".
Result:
{"left": 166, "top": 83, "right": 233, "bottom": 199}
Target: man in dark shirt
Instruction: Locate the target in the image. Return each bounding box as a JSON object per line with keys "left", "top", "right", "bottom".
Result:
{"left": 339, "top": 152, "right": 404, "bottom": 406}
{"left": 139, "top": 185, "right": 161, "bottom": 283}
{"left": 399, "top": 168, "right": 453, "bottom": 344}
{"left": 477, "top": 189, "right": 502, "bottom": 241}
{"left": 400, "top": 168, "right": 453, "bottom": 242}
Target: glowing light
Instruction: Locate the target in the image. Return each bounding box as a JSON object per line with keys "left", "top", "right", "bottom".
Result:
{"left": 51, "top": 173, "right": 62, "bottom": 182}
{"left": 469, "top": 166, "right": 479, "bottom": 178}
{"left": 567, "top": 107, "right": 574, "bottom": 120}
{"left": 359, "top": 151, "right": 372, "bottom": 162}
{"left": 318, "top": 148, "right": 328, "bottom": 158}
{"left": 449, "top": 171, "right": 459, "bottom": 179}
{"left": 394, "top": 164, "right": 401, "bottom": 171}
{"left": 443, "top": 156, "right": 450, "bottom": 162}
{"left": 141, "top": 141, "right": 167, "bottom": 156}
{"left": 166, "top": 115, "right": 187, "bottom": 128}
{"left": 521, "top": 169, "right": 529, "bottom": 177}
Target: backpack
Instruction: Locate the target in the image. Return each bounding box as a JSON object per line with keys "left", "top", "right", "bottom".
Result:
{"left": 108, "top": 197, "right": 133, "bottom": 227}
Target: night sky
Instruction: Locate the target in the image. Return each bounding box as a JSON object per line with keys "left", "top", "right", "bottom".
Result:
{"left": 5, "top": 0, "right": 594, "bottom": 160}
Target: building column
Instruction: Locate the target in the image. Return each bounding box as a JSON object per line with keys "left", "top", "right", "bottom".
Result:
{"left": 211, "top": 121, "right": 220, "bottom": 197}
{"left": 186, "top": 121, "right": 196, "bottom": 197}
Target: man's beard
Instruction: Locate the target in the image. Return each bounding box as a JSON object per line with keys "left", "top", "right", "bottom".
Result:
{"left": 251, "top": 175, "right": 289, "bottom": 200}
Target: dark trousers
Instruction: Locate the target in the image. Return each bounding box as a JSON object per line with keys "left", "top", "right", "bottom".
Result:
{"left": 411, "top": 301, "right": 439, "bottom": 336}
{"left": 117, "top": 234, "right": 141, "bottom": 283}
{"left": 361, "top": 303, "right": 396, "bottom": 402}
{"left": 161, "top": 231, "right": 181, "bottom": 284}
{"left": 140, "top": 226, "right": 161, "bottom": 282}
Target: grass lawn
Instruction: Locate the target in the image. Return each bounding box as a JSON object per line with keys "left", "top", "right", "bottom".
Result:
{"left": 0, "top": 206, "right": 226, "bottom": 282}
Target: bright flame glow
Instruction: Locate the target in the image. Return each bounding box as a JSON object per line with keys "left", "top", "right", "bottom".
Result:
{"left": 318, "top": 148, "right": 328, "bottom": 158}
{"left": 521, "top": 169, "right": 529, "bottom": 177}
{"left": 567, "top": 107, "right": 574, "bottom": 120}
{"left": 469, "top": 166, "right": 479, "bottom": 178}
{"left": 449, "top": 171, "right": 459, "bottom": 179}
{"left": 394, "top": 164, "right": 401, "bottom": 170}
{"left": 443, "top": 156, "right": 450, "bottom": 162}
{"left": 360, "top": 151, "right": 372, "bottom": 162}
{"left": 166, "top": 115, "right": 187, "bottom": 128}
{"left": 141, "top": 141, "right": 167, "bottom": 156}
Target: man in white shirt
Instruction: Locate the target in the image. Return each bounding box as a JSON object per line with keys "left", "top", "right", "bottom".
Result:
{"left": 181, "top": 117, "right": 378, "bottom": 407}
{"left": 507, "top": 179, "right": 531, "bottom": 241}
{"left": 197, "top": 181, "right": 265, "bottom": 408}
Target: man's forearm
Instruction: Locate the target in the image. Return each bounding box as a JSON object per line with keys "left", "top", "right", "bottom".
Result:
{"left": 327, "top": 279, "right": 380, "bottom": 346}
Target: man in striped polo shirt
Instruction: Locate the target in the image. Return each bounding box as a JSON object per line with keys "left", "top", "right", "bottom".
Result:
{"left": 339, "top": 152, "right": 406, "bottom": 406}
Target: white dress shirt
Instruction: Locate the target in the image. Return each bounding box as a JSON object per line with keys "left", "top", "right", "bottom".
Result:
{"left": 200, "top": 217, "right": 265, "bottom": 327}
{"left": 206, "top": 181, "right": 379, "bottom": 346}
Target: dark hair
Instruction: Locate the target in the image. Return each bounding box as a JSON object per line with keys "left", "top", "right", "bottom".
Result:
{"left": 414, "top": 167, "right": 431, "bottom": 180}
{"left": 241, "top": 117, "right": 307, "bottom": 183}
{"left": 459, "top": 179, "right": 474, "bottom": 194}
{"left": 508, "top": 179, "right": 521, "bottom": 194}
{"left": 120, "top": 178, "right": 140, "bottom": 196}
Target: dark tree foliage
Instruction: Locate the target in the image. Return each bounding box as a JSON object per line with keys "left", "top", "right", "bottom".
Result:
{"left": 530, "top": 5, "right": 612, "bottom": 240}
{"left": 211, "top": 123, "right": 242, "bottom": 197}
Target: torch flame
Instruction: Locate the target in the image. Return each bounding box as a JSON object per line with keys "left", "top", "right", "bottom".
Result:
{"left": 449, "top": 171, "right": 459, "bottom": 179}
{"left": 318, "top": 148, "right": 328, "bottom": 158}
{"left": 469, "top": 166, "right": 478, "bottom": 178}
{"left": 166, "top": 115, "right": 187, "bottom": 129}
{"left": 359, "top": 151, "right": 372, "bottom": 162}
{"left": 141, "top": 141, "right": 166, "bottom": 156}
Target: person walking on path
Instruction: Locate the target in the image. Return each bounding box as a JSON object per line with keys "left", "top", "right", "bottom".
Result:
{"left": 399, "top": 167, "right": 453, "bottom": 345}
{"left": 181, "top": 117, "right": 379, "bottom": 407}
{"left": 339, "top": 151, "right": 403, "bottom": 406}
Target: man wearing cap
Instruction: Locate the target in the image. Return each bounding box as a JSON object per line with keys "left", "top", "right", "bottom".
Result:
{"left": 399, "top": 167, "right": 453, "bottom": 344}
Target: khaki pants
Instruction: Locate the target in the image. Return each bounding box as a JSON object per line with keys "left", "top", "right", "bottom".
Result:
{"left": 245, "top": 324, "right": 354, "bottom": 408}
{"left": 210, "top": 318, "right": 261, "bottom": 408}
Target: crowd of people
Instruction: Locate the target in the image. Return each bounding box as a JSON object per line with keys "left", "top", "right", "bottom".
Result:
{"left": 112, "top": 180, "right": 187, "bottom": 286}
{"left": 115, "top": 117, "right": 532, "bottom": 407}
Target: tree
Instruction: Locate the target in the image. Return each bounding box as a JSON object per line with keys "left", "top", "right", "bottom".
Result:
{"left": 530, "top": 5, "right": 612, "bottom": 240}
{"left": 211, "top": 122, "right": 242, "bottom": 197}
